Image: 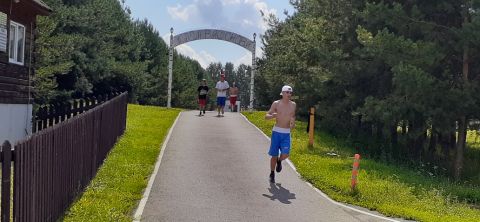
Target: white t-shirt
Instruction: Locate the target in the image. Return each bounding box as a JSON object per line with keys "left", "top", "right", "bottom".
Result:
{"left": 215, "top": 81, "right": 229, "bottom": 97}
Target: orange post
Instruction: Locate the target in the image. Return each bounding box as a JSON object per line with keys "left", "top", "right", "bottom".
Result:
{"left": 308, "top": 107, "right": 315, "bottom": 147}
{"left": 351, "top": 154, "right": 361, "bottom": 190}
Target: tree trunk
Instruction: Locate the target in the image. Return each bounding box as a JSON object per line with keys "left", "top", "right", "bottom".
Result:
{"left": 455, "top": 117, "right": 467, "bottom": 180}
{"left": 391, "top": 125, "right": 398, "bottom": 147}
{"left": 450, "top": 132, "right": 457, "bottom": 151}
{"left": 428, "top": 126, "right": 437, "bottom": 157}
{"left": 415, "top": 126, "right": 426, "bottom": 160}
{"left": 407, "top": 121, "right": 414, "bottom": 159}
{"left": 376, "top": 122, "right": 384, "bottom": 139}
{"left": 390, "top": 125, "right": 398, "bottom": 159}
{"left": 354, "top": 114, "right": 362, "bottom": 137}
{"left": 454, "top": 45, "right": 469, "bottom": 180}
{"left": 402, "top": 121, "right": 407, "bottom": 135}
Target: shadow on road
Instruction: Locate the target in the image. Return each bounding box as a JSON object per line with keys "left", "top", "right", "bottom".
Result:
{"left": 262, "top": 183, "right": 296, "bottom": 204}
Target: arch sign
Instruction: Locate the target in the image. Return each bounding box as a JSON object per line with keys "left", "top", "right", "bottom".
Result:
{"left": 167, "top": 28, "right": 256, "bottom": 109}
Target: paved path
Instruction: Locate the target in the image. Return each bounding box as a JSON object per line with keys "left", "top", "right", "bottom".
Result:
{"left": 137, "top": 111, "right": 402, "bottom": 222}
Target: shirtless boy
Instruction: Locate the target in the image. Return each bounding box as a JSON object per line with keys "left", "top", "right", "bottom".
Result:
{"left": 265, "top": 85, "right": 296, "bottom": 183}
{"left": 229, "top": 82, "right": 239, "bottom": 112}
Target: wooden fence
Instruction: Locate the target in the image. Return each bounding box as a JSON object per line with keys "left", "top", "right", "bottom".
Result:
{"left": 0, "top": 92, "right": 127, "bottom": 222}
{"left": 33, "top": 92, "right": 122, "bottom": 133}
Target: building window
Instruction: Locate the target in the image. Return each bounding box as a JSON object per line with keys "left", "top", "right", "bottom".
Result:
{"left": 9, "top": 21, "right": 25, "bottom": 65}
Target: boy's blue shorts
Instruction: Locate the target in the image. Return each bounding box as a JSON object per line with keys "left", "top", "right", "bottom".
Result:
{"left": 268, "top": 131, "right": 291, "bottom": 156}
{"left": 217, "top": 97, "right": 226, "bottom": 106}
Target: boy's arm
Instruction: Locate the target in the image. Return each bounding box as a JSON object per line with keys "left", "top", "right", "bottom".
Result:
{"left": 290, "top": 102, "right": 296, "bottom": 129}
{"left": 265, "top": 102, "right": 277, "bottom": 120}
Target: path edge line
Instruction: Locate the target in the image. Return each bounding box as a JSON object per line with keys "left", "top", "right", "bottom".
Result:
{"left": 239, "top": 113, "right": 400, "bottom": 222}
{"left": 133, "top": 111, "right": 183, "bottom": 222}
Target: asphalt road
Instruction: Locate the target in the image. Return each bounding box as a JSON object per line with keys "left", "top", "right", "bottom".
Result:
{"left": 138, "top": 111, "right": 402, "bottom": 222}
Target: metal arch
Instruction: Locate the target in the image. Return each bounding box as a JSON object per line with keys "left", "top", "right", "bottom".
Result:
{"left": 172, "top": 29, "right": 255, "bottom": 53}
{"left": 168, "top": 28, "right": 256, "bottom": 110}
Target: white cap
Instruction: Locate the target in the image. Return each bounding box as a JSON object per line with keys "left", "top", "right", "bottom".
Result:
{"left": 280, "top": 85, "right": 293, "bottom": 95}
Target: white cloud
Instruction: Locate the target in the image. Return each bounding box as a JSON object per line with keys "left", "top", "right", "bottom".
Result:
{"left": 166, "top": 0, "right": 277, "bottom": 34}
{"left": 242, "top": 19, "right": 253, "bottom": 26}
{"left": 177, "top": 45, "right": 217, "bottom": 68}
{"left": 245, "top": 0, "right": 277, "bottom": 31}
{"left": 233, "top": 46, "right": 263, "bottom": 67}
{"left": 221, "top": 0, "right": 241, "bottom": 5}
{"left": 198, "top": 50, "right": 218, "bottom": 67}
{"left": 167, "top": 4, "right": 197, "bottom": 21}
{"left": 163, "top": 34, "right": 217, "bottom": 69}
{"left": 234, "top": 52, "right": 252, "bottom": 68}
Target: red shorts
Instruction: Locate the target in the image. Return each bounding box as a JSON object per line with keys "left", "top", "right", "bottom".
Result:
{"left": 229, "top": 96, "right": 237, "bottom": 106}
{"left": 198, "top": 98, "right": 206, "bottom": 106}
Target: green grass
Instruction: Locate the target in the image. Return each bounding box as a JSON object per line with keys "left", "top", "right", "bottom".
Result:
{"left": 62, "top": 104, "right": 181, "bottom": 221}
{"left": 243, "top": 111, "right": 480, "bottom": 222}
{"left": 467, "top": 130, "right": 480, "bottom": 150}
{"left": 465, "top": 130, "right": 480, "bottom": 185}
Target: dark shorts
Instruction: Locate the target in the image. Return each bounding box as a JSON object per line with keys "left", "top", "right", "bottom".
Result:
{"left": 217, "top": 97, "right": 226, "bottom": 106}
{"left": 198, "top": 98, "right": 206, "bottom": 106}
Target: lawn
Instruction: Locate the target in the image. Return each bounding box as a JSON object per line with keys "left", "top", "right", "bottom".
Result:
{"left": 243, "top": 111, "right": 480, "bottom": 222}
{"left": 62, "top": 104, "right": 181, "bottom": 221}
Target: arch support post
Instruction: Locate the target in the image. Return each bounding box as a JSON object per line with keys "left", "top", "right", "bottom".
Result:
{"left": 249, "top": 33, "right": 256, "bottom": 110}
{"left": 167, "top": 28, "right": 173, "bottom": 108}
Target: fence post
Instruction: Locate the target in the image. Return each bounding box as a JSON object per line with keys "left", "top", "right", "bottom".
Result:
{"left": 58, "top": 102, "right": 65, "bottom": 122}
{"left": 1, "top": 141, "right": 12, "bottom": 222}
{"left": 66, "top": 101, "right": 72, "bottom": 119}
{"left": 39, "top": 106, "right": 47, "bottom": 131}
{"left": 53, "top": 103, "right": 60, "bottom": 124}
{"left": 79, "top": 99, "right": 85, "bottom": 114}
{"left": 351, "top": 154, "right": 361, "bottom": 191}
{"left": 47, "top": 104, "right": 54, "bottom": 127}
{"left": 73, "top": 100, "right": 79, "bottom": 116}
{"left": 308, "top": 107, "right": 315, "bottom": 147}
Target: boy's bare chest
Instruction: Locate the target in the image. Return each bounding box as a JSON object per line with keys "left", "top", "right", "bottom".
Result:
{"left": 276, "top": 103, "right": 293, "bottom": 116}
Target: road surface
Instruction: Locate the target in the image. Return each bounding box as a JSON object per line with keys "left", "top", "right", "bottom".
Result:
{"left": 136, "top": 111, "right": 405, "bottom": 222}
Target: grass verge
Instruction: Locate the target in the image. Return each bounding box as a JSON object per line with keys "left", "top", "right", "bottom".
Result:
{"left": 243, "top": 111, "right": 480, "bottom": 222}
{"left": 62, "top": 104, "right": 181, "bottom": 221}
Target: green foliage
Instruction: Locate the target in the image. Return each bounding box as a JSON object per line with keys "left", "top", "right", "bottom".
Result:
{"left": 35, "top": 0, "right": 205, "bottom": 108}
{"left": 257, "top": 0, "right": 480, "bottom": 180}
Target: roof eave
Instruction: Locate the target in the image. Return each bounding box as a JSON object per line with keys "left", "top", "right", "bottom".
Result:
{"left": 31, "top": 0, "right": 52, "bottom": 16}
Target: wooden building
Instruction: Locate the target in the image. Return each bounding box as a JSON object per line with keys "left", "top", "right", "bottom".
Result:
{"left": 0, "top": 0, "right": 51, "bottom": 144}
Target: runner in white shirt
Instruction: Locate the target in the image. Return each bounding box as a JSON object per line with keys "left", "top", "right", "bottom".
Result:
{"left": 215, "top": 72, "right": 229, "bottom": 117}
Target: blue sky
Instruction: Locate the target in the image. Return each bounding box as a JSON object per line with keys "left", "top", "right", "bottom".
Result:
{"left": 124, "top": 0, "right": 295, "bottom": 68}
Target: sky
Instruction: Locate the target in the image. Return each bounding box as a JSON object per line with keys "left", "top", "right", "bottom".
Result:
{"left": 123, "top": 0, "right": 295, "bottom": 69}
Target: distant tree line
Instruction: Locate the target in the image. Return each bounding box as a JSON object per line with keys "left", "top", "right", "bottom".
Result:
{"left": 256, "top": 0, "right": 480, "bottom": 180}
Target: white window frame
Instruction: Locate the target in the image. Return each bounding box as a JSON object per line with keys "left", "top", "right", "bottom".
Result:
{"left": 9, "top": 21, "right": 25, "bottom": 66}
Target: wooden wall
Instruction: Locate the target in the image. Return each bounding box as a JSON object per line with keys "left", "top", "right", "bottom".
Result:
{"left": 0, "top": 0, "right": 39, "bottom": 104}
